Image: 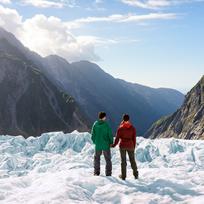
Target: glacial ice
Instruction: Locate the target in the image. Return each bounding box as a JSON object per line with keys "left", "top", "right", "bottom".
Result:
{"left": 0, "top": 131, "right": 204, "bottom": 203}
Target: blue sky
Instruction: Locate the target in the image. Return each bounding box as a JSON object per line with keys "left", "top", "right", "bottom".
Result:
{"left": 0, "top": 0, "right": 203, "bottom": 92}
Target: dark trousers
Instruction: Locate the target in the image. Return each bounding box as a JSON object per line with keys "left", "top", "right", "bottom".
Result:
{"left": 120, "top": 148, "right": 138, "bottom": 179}
{"left": 94, "top": 149, "right": 112, "bottom": 176}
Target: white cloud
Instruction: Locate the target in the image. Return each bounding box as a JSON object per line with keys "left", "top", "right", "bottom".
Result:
{"left": 121, "top": 0, "right": 170, "bottom": 9}
{"left": 120, "top": 12, "right": 177, "bottom": 22}
{"left": 20, "top": 0, "right": 78, "bottom": 8}
{"left": 121, "top": 0, "right": 204, "bottom": 9}
{"left": 67, "top": 13, "right": 177, "bottom": 29}
{"left": 21, "top": 0, "right": 64, "bottom": 8}
{"left": 0, "top": 5, "right": 103, "bottom": 61}
{"left": 0, "top": 0, "right": 11, "bottom": 4}
{"left": 0, "top": 5, "right": 22, "bottom": 33}
{"left": 0, "top": 5, "right": 177, "bottom": 62}
{"left": 21, "top": 14, "right": 103, "bottom": 61}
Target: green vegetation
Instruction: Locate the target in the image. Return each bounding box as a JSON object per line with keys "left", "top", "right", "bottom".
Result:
{"left": 31, "top": 66, "right": 41, "bottom": 75}
{"left": 154, "top": 116, "right": 168, "bottom": 126}
{"left": 61, "top": 92, "right": 75, "bottom": 103}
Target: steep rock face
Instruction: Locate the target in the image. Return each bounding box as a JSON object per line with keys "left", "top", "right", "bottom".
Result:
{"left": 144, "top": 76, "right": 204, "bottom": 139}
{"left": 0, "top": 42, "right": 89, "bottom": 137}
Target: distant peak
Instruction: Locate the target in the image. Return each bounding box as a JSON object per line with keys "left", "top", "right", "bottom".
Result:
{"left": 45, "top": 55, "right": 70, "bottom": 64}
{"left": 0, "top": 26, "right": 8, "bottom": 33}
{"left": 0, "top": 27, "right": 16, "bottom": 40}
{"left": 71, "top": 60, "right": 104, "bottom": 72}
{"left": 72, "top": 60, "right": 94, "bottom": 66}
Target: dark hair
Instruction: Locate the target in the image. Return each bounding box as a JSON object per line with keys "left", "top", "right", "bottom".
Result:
{"left": 98, "top": 112, "right": 106, "bottom": 119}
{"left": 123, "top": 114, "right": 130, "bottom": 121}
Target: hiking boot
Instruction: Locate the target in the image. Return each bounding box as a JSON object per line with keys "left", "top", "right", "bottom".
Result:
{"left": 106, "top": 174, "right": 112, "bottom": 177}
{"left": 119, "top": 175, "right": 125, "bottom": 180}
{"left": 94, "top": 173, "right": 100, "bottom": 176}
{"left": 134, "top": 172, "right": 139, "bottom": 179}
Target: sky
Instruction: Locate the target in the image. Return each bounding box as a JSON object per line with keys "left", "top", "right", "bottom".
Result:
{"left": 0, "top": 0, "right": 203, "bottom": 93}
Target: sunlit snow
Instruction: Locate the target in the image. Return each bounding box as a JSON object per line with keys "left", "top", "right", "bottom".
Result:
{"left": 0, "top": 131, "right": 204, "bottom": 204}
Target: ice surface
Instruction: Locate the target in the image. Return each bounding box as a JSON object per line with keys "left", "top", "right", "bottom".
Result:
{"left": 0, "top": 131, "right": 204, "bottom": 204}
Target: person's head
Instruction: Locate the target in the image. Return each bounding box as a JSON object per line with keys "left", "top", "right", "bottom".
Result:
{"left": 98, "top": 112, "right": 106, "bottom": 121}
{"left": 123, "top": 114, "right": 130, "bottom": 122}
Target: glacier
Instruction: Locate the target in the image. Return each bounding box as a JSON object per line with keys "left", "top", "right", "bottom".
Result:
{"left": 0, "top": 131, "right": 204, "bottom": 204}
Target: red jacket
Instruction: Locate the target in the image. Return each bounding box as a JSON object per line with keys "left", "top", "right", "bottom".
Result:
{"left": 113, "top": 121, "right": 136, "bottom": 149}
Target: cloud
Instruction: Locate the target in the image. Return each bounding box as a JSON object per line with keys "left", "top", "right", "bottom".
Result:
{"left": 0, "top": 5, "right": 104, "bottom": 61}
{"left": 20, "top": 0, "right": 77, "bottom": 9}
{"left": 21, "top": 0, "right": 65, "bottom": 8}
{"left": 21, "top": 14, "right": 103, "bottom": 61}
{"left": 121, "top": 0, "right": 204, "bottom": 9}
{"left": 120, "top": 12, "right": 177, "bottom": 22}
{"left": 67, "top": 13, "right": 177, "bottom": 29}
{"left": 0, "top": 0, "right": 11, "bottom": 4}
{"left": 0, "top": 5, "right": 176, "bottom": 62}
{"left": 0, "top": 5, "right": 22, "bottom": 33}
{"left": 121, "top": 0, "right": 170, "bottom": 9}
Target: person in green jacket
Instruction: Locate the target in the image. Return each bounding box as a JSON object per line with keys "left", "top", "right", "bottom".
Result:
{"left": 91, "top": 112, "right": 113, "bottom": 176}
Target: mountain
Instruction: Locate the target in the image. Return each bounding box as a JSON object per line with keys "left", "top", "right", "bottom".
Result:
{"left": 0, "top": 27, "right": 184, "bottom": 135}
{"left": 118, "top": 79, "right": 184, "bottom": 117}
{"left": 144, "top": 76, "right": 204, "bottom": 139}
{"left": 43, "top": 56, "right": 184, "bottom": 134}
{"left": 0, "top": 34, "right": 89, "bottom": 137}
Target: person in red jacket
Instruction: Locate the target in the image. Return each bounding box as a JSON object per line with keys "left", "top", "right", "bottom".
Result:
{"left": 111, "top": 114, "right": 138, "bottom": 180}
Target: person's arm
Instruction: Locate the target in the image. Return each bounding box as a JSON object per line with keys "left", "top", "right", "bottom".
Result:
{"left": 91, "top": 124, "right": 96, "bottom": 144}
{"left": 112, "top": 128, "right": 120, "bottom": 147}
{"left": 133, "top": 127, "right": 136, "bottom": 148}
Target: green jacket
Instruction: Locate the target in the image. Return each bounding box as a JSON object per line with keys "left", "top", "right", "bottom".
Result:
{"left": 91, "top": 120, "right": 113, "bottom": 150}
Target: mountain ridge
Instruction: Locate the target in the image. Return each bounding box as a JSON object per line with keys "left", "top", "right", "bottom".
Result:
{"left": 144, "top": 75, "right": 204, "bottom": 139}
{"left": 0, "top": 27, "right": 185, "bottom": 135}
{"left": 44, "top": 56, "right": 184, "bottom": 134}
{"left": 0, "top": 36, "right": 89, "bottom": 137}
